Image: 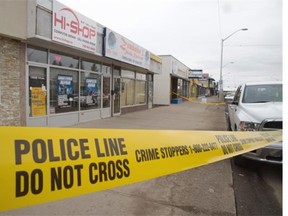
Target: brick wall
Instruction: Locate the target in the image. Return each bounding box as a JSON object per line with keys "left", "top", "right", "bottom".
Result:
{"left": 0, "top": 36, "right": 25, "bottom": 126}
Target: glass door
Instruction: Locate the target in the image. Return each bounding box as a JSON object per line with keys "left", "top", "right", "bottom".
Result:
{"left": 147, "top": 74, "right": 153, "bottom": 109}
{"left": 27, "top": 66, "right": 48, "bottom": 126}
{"left": 113, "top": 77, "right": 121, "bottom": 115}
{"left": 103, "top": 76, "right": 111, "bottom": 109}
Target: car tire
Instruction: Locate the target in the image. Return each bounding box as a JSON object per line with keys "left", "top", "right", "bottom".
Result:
{"left": 233, "top": 155, "right": 249, "bottom": 167}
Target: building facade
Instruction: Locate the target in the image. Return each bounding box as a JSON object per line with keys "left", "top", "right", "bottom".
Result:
{"left": 0, "top": 0, "right": 161, "bottom": 127}
{"left": 153, "top": 55, "right": 190, "bottom": 105}
{"left": 188, "top": 70, "right": 216, "bottom": 98}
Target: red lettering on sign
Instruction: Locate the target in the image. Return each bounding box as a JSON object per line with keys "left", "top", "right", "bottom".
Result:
{"left": 54, "top": 7, "right": 96, "bottom": 40}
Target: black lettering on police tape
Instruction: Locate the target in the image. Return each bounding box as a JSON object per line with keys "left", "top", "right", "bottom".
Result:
{"left": 271, "top": 132, "right": 282, "bottom": 139}
{"left": 98, "top": 162, "right": 107, "bottom": 182}
{"left": 255, "top": 137, "right": 264, "bottom": 142}
{"left": 209, "top": 142, "right": 218, "bottom": 150}
{"left": 14, "top": 138, "right": 91, "bottom": 164}
{"left": 16, "top": 169, "right": 43, "bottom": 197}
{"left": 33, "top": 139, "right": 48, "bottom": 163}
{"left": 51, "top": 165, "right": 83, "bottom": 191}
{"left": 15, "top": 138, "right": 128, "bottom": 165}
{"left": 160, "top": 145, "right": 189, "bottom": 159}
{"left": 201, "top": 143, "right": 210, "bottom": 152}
{"left": 215, "top": 135, "right": 238, "bottom": 144}
{"left": 260, "top": 132, "right": 270, "bottom": 138}
{"left": 94, "top": 138, "right": 128, "bottom": 157}
{"left": 233, "top": 143, "right": 244, "bottom": 152}
{"left": 47, "top": 139, "right": 60, "bottom": 161}
{"left": 221, "top": 143, "right": 244, "bottom": 155}
{"left": 240, "top": 138, "right": 256, "bottom": 145}
{"left": 89, "top": 159, "right": 130, "bottom": 184}
{"left": 265, "top": 137, "right": 276, "bottom": 142}
{"left": 66, "top": 139, "right": 79, "bottom": 160}
{"left": 191, "top": 144, "right": 203, "bottom": 153}
{"left": 135, "top": 148, "right": 160, "bottom": 162}
{"left": 189, "top": 142, "right": 218, "bottom": 154}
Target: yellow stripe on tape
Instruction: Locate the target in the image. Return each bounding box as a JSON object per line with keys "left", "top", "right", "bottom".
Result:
{"left": 0, "top": 127, "right": 282, "bottom": 211}
{"left": 171, "top": 92, "right": 225, "bottom": 106}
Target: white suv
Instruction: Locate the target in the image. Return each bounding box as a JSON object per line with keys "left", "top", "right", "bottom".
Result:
{"left": 227, "top": 81, "right": 282, "bottom": 165}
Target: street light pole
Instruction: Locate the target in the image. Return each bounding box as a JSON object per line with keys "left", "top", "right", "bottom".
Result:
{"left": 219, "top": 28, "right": 248, "bottom": 101}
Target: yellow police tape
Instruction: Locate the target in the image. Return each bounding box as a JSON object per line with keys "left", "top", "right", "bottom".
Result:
{"left": 0, "top": 126, "right": 282, "bottom": 211}
{"left": 171, "top": 92, "right": 225, "bottom": 106}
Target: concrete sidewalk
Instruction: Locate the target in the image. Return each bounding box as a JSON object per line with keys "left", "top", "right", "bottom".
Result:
{"left": 71, "top": 96, "right": 225, "bottom": 131}
{"left": 2, "top": 96, "right": 236, "bottom": 216}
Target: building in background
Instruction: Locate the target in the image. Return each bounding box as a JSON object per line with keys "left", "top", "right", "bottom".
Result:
{"left": 0, "top": 0, "right": 161, "bottom": 127}
{"left": 153, "top": 55, "right": 190, "bottom": 105}
{"left": 188, "top": 70, "right": 216, "bottom": 98}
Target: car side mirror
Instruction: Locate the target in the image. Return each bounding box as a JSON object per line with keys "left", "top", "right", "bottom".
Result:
{"left": 232, "top": 101, "right": 239, "bottom": 105}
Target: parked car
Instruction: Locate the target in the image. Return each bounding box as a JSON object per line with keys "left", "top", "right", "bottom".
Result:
{"left": 227, "top": 81, "right": 282, "bottom": 165}
{"left": 224, "top": 92, "right": 235, "bottom": 129}
{"left": 224, "top": 92, "right": 235, "bottom": 103}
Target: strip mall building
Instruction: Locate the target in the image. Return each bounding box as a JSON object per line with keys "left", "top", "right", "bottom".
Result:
{"left": 0, "top": 0, "right": 162, "bottom": 127}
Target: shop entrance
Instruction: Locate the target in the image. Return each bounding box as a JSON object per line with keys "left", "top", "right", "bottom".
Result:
{"left": 171, "top": 76, "right": 178, "bottom": 99}
{"left": 113, "top": 77, "right": 121, "bottom": 115}
{"left": 147, "top": 74, "right": 153, "bottom": 109}
{"left": 27, "top": 66, "right": 48, "bottom": 126}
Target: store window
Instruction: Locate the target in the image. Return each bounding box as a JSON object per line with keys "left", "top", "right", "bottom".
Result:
{"left": 79, "top": 60, "right": 101, "bottom": 110}
{"left": 182, "top": 80, "right": 188, "bottom": 97}
{"left": 135, "top": 73, "right": 146, "bottom": 104}
{"left": 27, "top": 46, "right": 48, "bottom": 63}
{"left": 122, "top": 70, "right": 135, "bottom": 79}
{"left": 121, "top": 70, "right": 135, "bottom": 106}
{"left": 121, "top": 70, "right": 147, "bottom": 106}
{"left": 177, "top": 79, "right": 183, "bottom": 96}
{"left": 49, "top": 68, "right": 79, "bottom": 114}
{"left": 81, "top": 60, "right": 101, "bottom": 72}
{"left": 28, "top": 66, "right": 47, "bottom": 117}
{"left": 102, "top": 65, "right": 111, "bottom": 108}
{"left": 50, "top": 51, "right": 79, "bottom": 69}
{"left": 80, "top": 72, "right": 101, "bottom": 110}
{"left": 121, "top": 78, "right": 135, "bottom": 106}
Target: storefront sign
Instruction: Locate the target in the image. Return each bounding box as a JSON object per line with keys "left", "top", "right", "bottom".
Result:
{"left": 150, "top": 53, "right": 162, "bottom": 63}
{"left": 202, "top": 73, "right": 209, "bottom": 79}
{"left": 31, "top": 87, "right": 46, "bottom": 116}
{"left": 172, "top": 61, "right": 187, "bottom": 79}
{"left": 52, "top": 0, "right": 97, "bottom": 54}
{"left": 104, "top": 28, "right": 150, "bottom": 69}
{"left": 188, "top": 70, "right": 203, "bottom": 78}
{"left": 57, "top": 75, "right": 73, "bottom": 108}
{"left": 172, "top": 61, "right": 178, "bottom": 74}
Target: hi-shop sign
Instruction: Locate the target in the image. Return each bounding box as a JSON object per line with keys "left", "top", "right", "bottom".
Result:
{"left": 52, "top": 0, "right": 97, "bottom": 54}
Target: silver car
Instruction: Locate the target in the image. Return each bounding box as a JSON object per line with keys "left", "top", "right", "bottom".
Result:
{"left": 227, "top": 81, "right": 282, "bottom": 165}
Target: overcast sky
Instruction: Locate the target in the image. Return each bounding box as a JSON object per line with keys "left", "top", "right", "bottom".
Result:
{"left": 58, "top": 0, "right": 282, "bottom": 90}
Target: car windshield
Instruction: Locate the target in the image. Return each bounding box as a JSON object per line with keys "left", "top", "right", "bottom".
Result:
{"left": 242, "top": 84, "right": 282, "bottom": 103}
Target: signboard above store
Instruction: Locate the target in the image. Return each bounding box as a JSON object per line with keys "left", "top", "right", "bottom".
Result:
{"left": 104, "top": 28, "right": 150, "bottom": 69}
{"left": 172, "top": 60, "right": 188, "bottom": 79}
{"left": 52, "top": 0, "right": 97, "bottom": 54}
{"left": 188, "top": 69, "right": 203, "bottom": 78}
